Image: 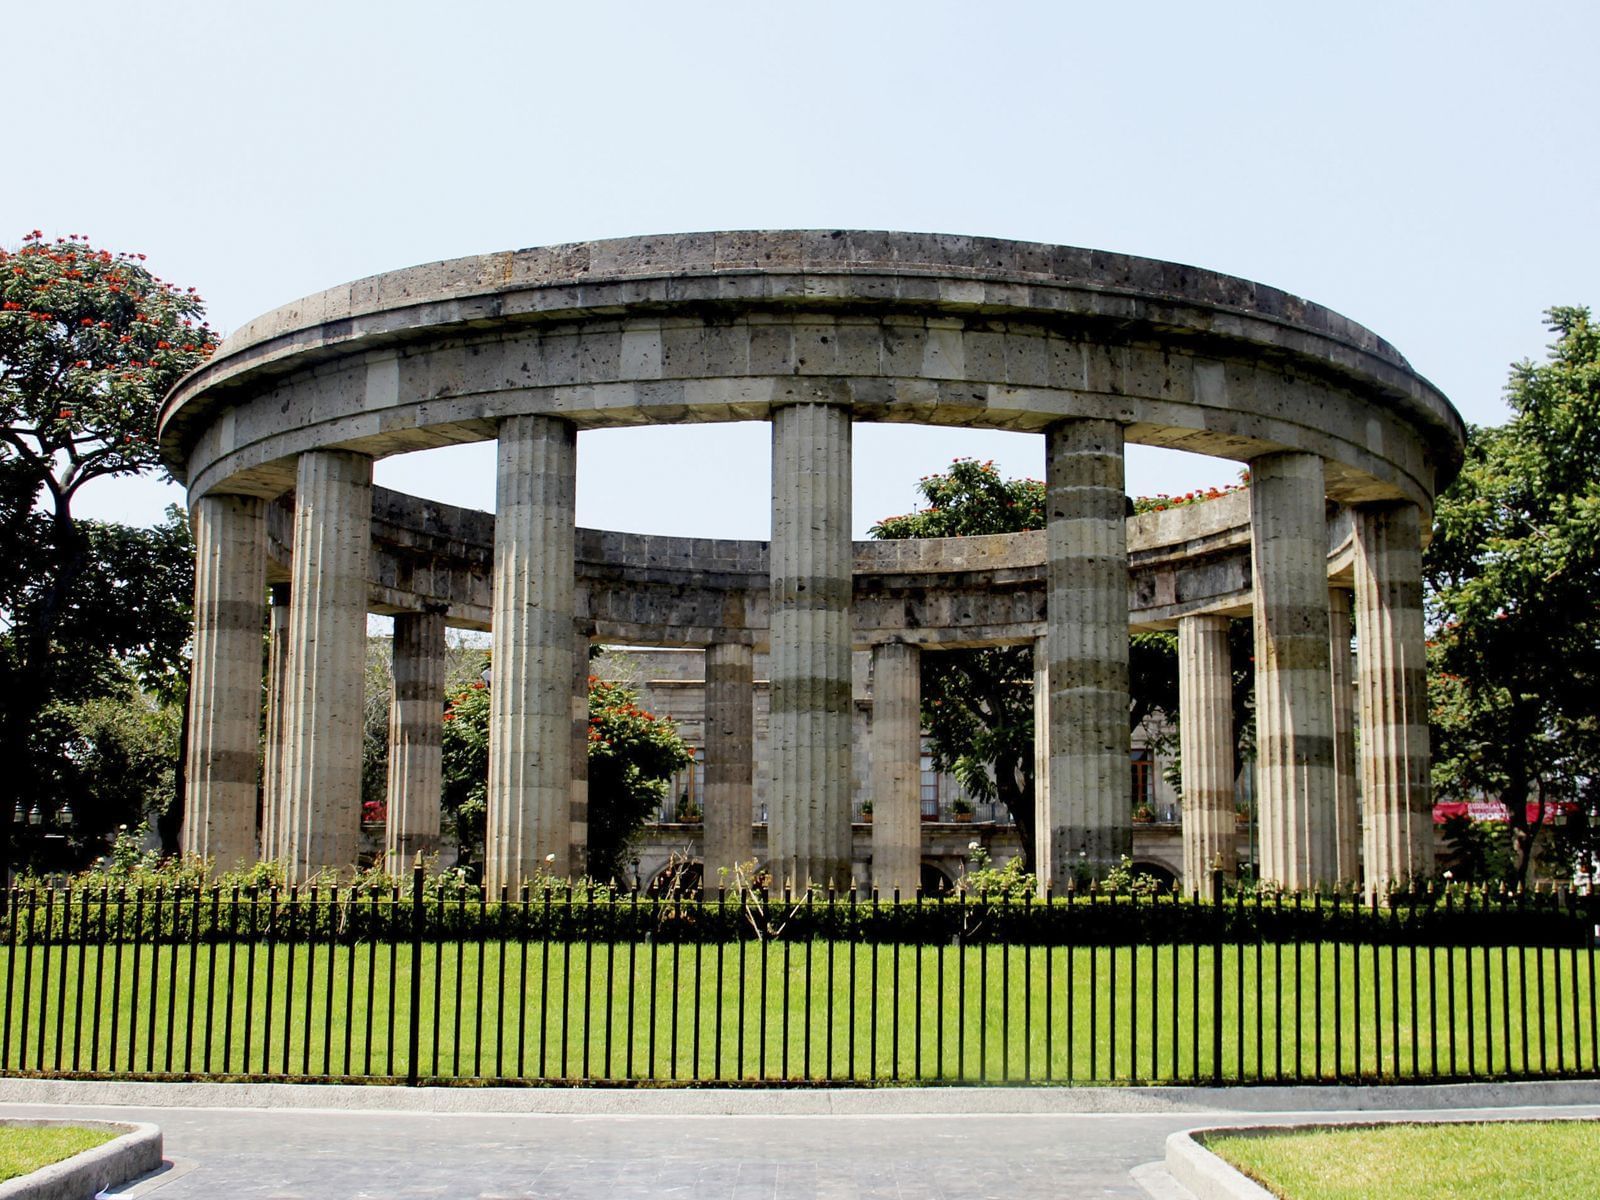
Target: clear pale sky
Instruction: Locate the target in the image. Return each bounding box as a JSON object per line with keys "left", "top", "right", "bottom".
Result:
{"left": 10, "top": 1, "right": 1596, "bottom": 539}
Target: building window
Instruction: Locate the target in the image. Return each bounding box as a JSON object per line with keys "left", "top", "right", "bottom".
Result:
{"left": 1131, "top": 747, "right": 1153, "bottom": 810}
{"left": 920, "top": 742, "right": 940, "bottom": 819}
{"left": 666, "top": 747, "right": 707, "bottom": 820}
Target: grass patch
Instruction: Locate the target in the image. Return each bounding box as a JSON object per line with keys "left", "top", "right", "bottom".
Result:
{"left": 0, "top": 940, "right": 1594, "bottom": 1083}
{"left": 1204, "top": 1121, "right": 1600, "bottom": 1199}
{"left": 0, "top": 1125, "right": 115, "bottom": 1182}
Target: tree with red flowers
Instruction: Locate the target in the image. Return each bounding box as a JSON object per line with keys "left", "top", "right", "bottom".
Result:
{"left": 1, "top": 231, "right": 217, "bottom": 873}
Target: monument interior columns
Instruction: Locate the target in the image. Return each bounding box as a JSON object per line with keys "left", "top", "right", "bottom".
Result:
{"left": 385, "top": 607, "right": 446, "bottom": 871}
{"left": 1328, "top": 587, "right": 1361, "bottom": 885}
{"left": 767, "top": 402, "right": 853, "bottom": 892}
{"left": 702, "top": 642, "right": 755, "bottom": 890}
{"left": 182, "top": 493, "right": 268, "bottom": 870}
{"left": 1178, "top": 614, "right": 1235, "bottom": 888}
{"left": 870, "top": 641, "right": 921, "bottom": 899}
{"left": 260, "top": 582, "right": 291, "bottom": 862}
{"left": 1042, "top": 418, "right": 1131, "bottom": 888}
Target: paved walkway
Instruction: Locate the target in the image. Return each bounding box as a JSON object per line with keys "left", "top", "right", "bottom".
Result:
{"left": 0, "top": 1080, "right": 1595, "bottom": 1199}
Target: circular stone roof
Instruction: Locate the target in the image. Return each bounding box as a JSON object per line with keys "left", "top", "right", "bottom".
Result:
{"left": 159, "top": 231, "right": 1464, "bottom": 503}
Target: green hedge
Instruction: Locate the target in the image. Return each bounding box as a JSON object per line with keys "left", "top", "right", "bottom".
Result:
{"left": 2, "top": 885, "right": 1594, "bottom": 949}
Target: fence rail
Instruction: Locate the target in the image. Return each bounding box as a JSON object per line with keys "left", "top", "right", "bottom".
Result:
{"left": 1, "top": 869, "right": 1595, "bottom": 1087}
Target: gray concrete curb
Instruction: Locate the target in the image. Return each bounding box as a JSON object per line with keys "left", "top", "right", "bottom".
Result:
{"left": 1164, "top": 1113, "right": 1600, "bottom": 1200}
{"left": 1164, "top": 1130, "right": 1276, "bottom": 1200}
{"left": 0, "top": 1076, "right": 1597, "bottom": 1117}
{"left": 0, "top": 1120, "right": 161, "bottom": 1200}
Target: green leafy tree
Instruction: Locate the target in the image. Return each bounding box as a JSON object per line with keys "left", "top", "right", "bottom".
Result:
{"left": 1, "top": 230, "right": 215, "bottom": 871}
{"left": 870, "top": 458, "right": 1184, "bottom": 872}
{"left": 1425, "top": 307, "right": 1600, "bottom": 886}
{"left": 584, "top": 674, "right": 694, "bottom": 882}
{"left": 439, "top": 660, "right": 691, "bottom": 883}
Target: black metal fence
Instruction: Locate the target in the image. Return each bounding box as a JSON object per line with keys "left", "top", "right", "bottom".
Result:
{"left": 0, "top": 867, "right": 1595, "bottom": 1087}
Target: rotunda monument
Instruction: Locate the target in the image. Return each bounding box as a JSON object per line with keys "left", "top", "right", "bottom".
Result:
{"left": 158, "top": 231, "right": 1464, "bottom": 896}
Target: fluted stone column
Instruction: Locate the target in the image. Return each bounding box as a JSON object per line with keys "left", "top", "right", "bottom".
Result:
{"left": 1042, "top": 419, "right": 1130, "bottom": 887}
{"left": 1032, "top": 638, "right": 1052, "bottom": 889}
{"left": 183, "top": 494, "right": 268, "bottom": 870}
{"left": 871, "top": 642, "right": 921, "bottom": 899}
{"left": 703, "top": 642, "right": 754, "bottom": 891}
{"left": 385, "top": 609, "right": 446, "bottom": 871}
{"left": 260, "top": 583, "right": 291, "bottom": 862}
{"left": 1329, "top": 588, "right": 1360, "bottom": 886}
{"left": 1249, "top": 451, "right": 1337, "bottom": 890}
{"left": 768, "top": 402, "right": 853, "bottom": 892}
{"left": 1179, "top": 615, "right": 1235, "bottom": 888}
{"left": 1355, "top": 502, "right": 1433, "bottom": 892}
{"left": 570, "top": 627, "right": 590, "bottom": 878}
{"left": 486, "top": 415, "right": 576, "bottom": 893}
{"left": 279, "top": 450, "right": 373, "bottom": 878}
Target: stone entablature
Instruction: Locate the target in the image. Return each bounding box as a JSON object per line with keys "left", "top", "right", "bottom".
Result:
{"left": 163, "top": 231, "right": 1463, "bottom": 897}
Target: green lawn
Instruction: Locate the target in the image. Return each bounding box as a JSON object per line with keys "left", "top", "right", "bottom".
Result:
{"left": 1205, "top": 1121, "right": 1600, "bottom": 1199}
{"left": 0, "top": 1125, "right": 115, "bottom": 1182}
{"left": 0, "top": 939, "right": 1594, "bottom": 1083}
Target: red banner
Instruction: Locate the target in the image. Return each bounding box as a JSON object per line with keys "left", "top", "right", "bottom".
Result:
{"left": 1432, "top": 800, "right": 1577, "bottom": 824}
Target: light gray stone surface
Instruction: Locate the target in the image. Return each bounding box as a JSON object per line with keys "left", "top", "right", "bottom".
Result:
{"left": 486, "top": 416, "right": 577, "bottom": 890}
{"left": 1329, "top": 587, "right": 1360, "bottom": 886}
{"left": 181, "top": 494, "right": 267, "bottom": 871}
{"left": 1179, "top": 615, "right": 1235, "bottom": 887}
{"left": 870, "top": 642, "right": 921, "bottom": 897}
{"left": 1356, "top": 501, "right": 1434, "bottom": 892}
{"left": 278, "top": 451, "right": 372, "bottom": 878}
{"left": 768, "top": 404, "right": 853, "bottom": 891}
{"left": 259, "top": 583, "right": 291, "bottom": 864}
{"left": 385, "top": 609, "right": 446, "bottom": 870}
{"left": 1042, "top": 419, "right": 1131, "bottom": 886}
{"left": 0, "top": 1119, "right": 160, "bottom": 1200}
{"left": 1, "top": 1081, "right": 1596, "bottom": 1200}
{"left": 158, "top": 232, "right": 1461, "bottom": 512}
{"left": 1250, "top": 453, "right": 1337, "bottom": 890}
{"left": 703, "top": 643, "right": 754, "bottom": 885}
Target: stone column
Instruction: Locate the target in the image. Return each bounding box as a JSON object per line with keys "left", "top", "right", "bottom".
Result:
{"left": 486, "top": 414, "right": 576, "bottom": 893}
{"left": 260, "top": 582, "right": 291, "bottom": 863}
{"left": 1329, "top": 588, "right": 1361, "bottom": 886}
{"left": 279, "top": 450, "right": 373, "bottom": 878}
{"left": 1179, "top": 614, "right": 1235, "bottom": 888}
{"left": 1032, "top": 637, "right": 1052, "bottom": 889}
{"left": 1355, "top": 502, "right": 1433, "bottom": 892}
{"left": 182, "top": 494, "right": 268, "bottom": 871}
{"left": 385, "top": 608, "right": 446, "bottom": 871}
{"left": 1249, "top": 451, "right": 1337, "bottom": 890}
{"left": 570, "top": 627, "right": 591, "bottom": 878}
{"left": 768, "top": 402, "right": 853, "bottom": 892}
{"left": 1042, "top": 418, "right": 1130, "bottom": 888}
{"left": 703, "top": 642, "right": 754, "bottom": 892}
{"left": 871, "top": 642, "right": 921, "bottom": 899}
